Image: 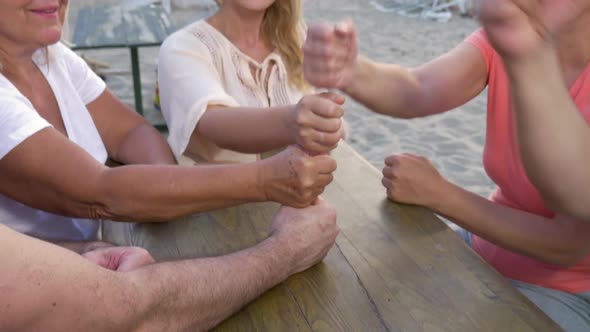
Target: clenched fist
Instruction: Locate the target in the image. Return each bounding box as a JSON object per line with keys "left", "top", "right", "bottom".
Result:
{"left": 260, "top": 145, "right": 337, "bottom": 208}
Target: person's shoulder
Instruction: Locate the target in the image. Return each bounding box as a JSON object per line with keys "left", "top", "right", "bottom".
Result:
{"left": 0, "top": 90, "right": 35, "bottom": 118}
{"left": 162, "top": 21, "right": 212, "bottom": 52}
{"left": 0, "top": 77, "right": 30, "bottom": 110}
{"left": 46, "top": 42, "right": 79, "bottom": 60}
{"left": 159, "top": 20, "right": 219, "bottom": 67}
{"left": 463, "top": 28, "right": 499, "bottom": 68}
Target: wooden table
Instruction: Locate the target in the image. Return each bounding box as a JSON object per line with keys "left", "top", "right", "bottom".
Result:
{"left": 71, "top": 3, "right": 174, "bottom": 121}
{"left": 103, "top": 142, "right": 560, "bottom": 331}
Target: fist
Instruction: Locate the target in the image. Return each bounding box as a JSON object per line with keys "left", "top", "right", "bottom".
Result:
{"left": 261, "top": 145, "right": 337, "bottom": 208}
{"left": 82, "top": 246, "right": 156, "bottom": 272}
{"left": 290, "top": 92, "right": 345, "bottom": 154}
{"left": 381, "top": 154, "right": 447, "bottom": 208}
{"left": 303, "top": 20, "right": 359, "bottom": 89}
{"left": 479, "top": 0, "right": 583, "bottom": 59}
{"left": 270, "top": 197, "right": 339, "bottom": 275}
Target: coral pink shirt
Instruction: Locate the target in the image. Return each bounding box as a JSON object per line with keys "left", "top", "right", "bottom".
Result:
{"left": 466, "top": 29, "right": 590, "bottom": 294}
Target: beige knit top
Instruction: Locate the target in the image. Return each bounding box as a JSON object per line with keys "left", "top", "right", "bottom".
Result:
{"left": 158, "top": 20, "right": 305, "bottom": 165}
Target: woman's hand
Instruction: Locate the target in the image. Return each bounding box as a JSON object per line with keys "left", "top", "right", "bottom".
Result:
{"left": 260, "top": 145, "right": 337, "bottom": 208}
{"left": 289, "top": 92, "right": 345, "bottom": 155}
{"left": 479, "top": 0, "right": 584, "bottom": 60}
{"left": 303, "top": 20, "right": 359, "bottom": 90}
{"left": 82, "top": 246, "right": 156, "bottom": 272}
{"left": 381, "top": 154, "right": 449, "bottom": 208}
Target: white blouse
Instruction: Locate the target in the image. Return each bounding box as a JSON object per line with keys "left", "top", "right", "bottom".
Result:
{"left": 0, "top": 43, "right": 107, "bottom": 241}
{"left": 158, "top": 20, "right": 305, "bottom": 164}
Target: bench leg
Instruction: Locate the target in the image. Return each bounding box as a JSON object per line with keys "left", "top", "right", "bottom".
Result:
{"left": 130, "top": 46, "right": 144, "bottom": 116}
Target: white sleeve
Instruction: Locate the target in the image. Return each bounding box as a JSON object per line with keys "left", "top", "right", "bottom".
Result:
{"left": 0, "top": 97, "right": 51, "bottom": 159}
{"left": 157, "top": 31, "right": 238, "bottom": 159}
{"left": 57, "top": 43, "right": 107, "bottom": 105}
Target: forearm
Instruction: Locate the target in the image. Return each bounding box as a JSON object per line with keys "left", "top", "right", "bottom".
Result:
{"left": 2, "top": 226, "right": 291, "bottom": 332}
{"left": 197, "top": 106, "right": 293, "bottom": 153}
{"left": 506, "top": 45, "right": 590, "bottom": 218}
{"left": 430, "top": 181, "right": 590, "bottom": 266}
{"left": 114, "top": 123, "right": 176, "bottom": 165}
{"left": 128, "top": 236, "right": 290, "bottom": 331}
{"left": 93, "top": 162, "right": 266, "bottom": 222}
{"left": 343, "top": 56, "right": 424, "bottom": 118}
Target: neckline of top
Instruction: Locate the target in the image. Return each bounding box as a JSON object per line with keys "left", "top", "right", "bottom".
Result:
{"left": 199, "top": 20, "right": 280, "bottom": 69}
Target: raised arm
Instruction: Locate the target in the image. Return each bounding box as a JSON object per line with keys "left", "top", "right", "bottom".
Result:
{"left": 480, "top": 0, "right": 590, "bottom": 219}
{"left": 303, "top": 21, "right": 488, "bottom": 118}
{"left": 0, "top": 127, "right": 336, "bottom": 222}
{"left": 0, "top": 200, "right": 339, "bottom": 331}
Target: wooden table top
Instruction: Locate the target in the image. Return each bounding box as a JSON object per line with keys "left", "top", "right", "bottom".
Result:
{"left": 103, "top": 142, "right": 560, "bottom": 331}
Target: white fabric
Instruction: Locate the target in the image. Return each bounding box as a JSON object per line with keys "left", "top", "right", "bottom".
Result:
{"left": 0, "top": 42, "right": 107, "bottom": 241}
{"left": 158, "top": 20, "right": 305, "bottom": 164}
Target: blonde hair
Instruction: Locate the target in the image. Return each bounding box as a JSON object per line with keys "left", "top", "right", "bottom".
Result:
{"left": 217, "top": 0, "right": 307, "bottom": 91}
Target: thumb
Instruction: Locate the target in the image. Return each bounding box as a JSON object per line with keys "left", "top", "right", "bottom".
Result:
{"left": 334, "top": 19, "right": 354, "bottom": 38}
{"left": 318, "top": 91, "right": 346, "bottom": 105}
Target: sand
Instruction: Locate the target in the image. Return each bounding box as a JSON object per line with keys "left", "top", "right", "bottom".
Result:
{"left": 67, "top": 0, "right": 495, "bottom": 198}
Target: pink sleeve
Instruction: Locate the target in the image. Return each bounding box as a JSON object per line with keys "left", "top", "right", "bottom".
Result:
{"left": 464, "top": 28, "right": 494, "bottom": 74}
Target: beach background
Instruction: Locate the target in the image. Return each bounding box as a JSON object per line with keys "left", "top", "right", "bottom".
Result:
{"left": 67, "top": 0, "right": 494, "bottom": 199}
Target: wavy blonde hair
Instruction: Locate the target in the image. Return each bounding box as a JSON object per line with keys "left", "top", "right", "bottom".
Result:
{"left": 217, "top": 0, "right": 307, "bottom": 91}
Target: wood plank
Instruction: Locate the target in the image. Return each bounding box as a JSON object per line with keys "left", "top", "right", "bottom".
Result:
{"left": 102, "top": 142, "right": 560, "bottom": 331}
{"left": 103, "top": 188, "right": 387, "bottom": 330}
{"left": 324, "top": 143, "right": 560, "bottom": 331}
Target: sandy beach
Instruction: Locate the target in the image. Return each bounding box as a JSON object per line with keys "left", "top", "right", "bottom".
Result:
{"left": 67, "top": 0, "right": 494, "bottom": 198}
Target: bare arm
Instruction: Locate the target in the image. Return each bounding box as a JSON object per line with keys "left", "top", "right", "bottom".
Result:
{"left": 196, "top": 93, "right": 345, "bottom": 155}
{"left": 479, "top": 0, "right": 590, "bottom": 219}
{"left": 197, "top": 105, "right": 293, "bottom": 153}
{"left": 0, "top": 200, "right": 338, "bottom": 331}
{"left": 433, "top": 181, "right": 590, "bottom": 267}
{"left": 0, "top": 128, "right": 336, "bottom": 221}
{"left": 506, "top": 48, "right": 590, "bottom": 220}
{"left": 344, "top": 45, "right": 487, "bottom": 118}
{"left": 88, "top": 89, "right": 176, "bottom": 165}
{"left": 382, "top": 154, "right": 590, "bottom": 267}
{"left": 303, "top": 22, "right": 488, "bottom": 118}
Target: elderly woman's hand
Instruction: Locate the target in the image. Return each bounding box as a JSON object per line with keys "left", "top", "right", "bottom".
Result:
{"left": 381, "top": 154, "right": 449, "bottom": 208}
{"left": 303, "top": 20, "right": 358, "bottom": 90}
{"left": 289, "top": 92, "right": 345, "bottom": 155}
{"left": 260, "top": 145, "right": 337, "bottom": 208}
{"left": 479, "top": 0, "right": 584, "bottom": 60}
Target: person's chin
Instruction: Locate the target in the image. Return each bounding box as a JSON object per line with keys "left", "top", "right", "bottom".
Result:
{"left": 39, "top": 29, "right": 63, "bottom": 46}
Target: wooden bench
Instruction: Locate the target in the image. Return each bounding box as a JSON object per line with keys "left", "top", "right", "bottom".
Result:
{"left": 103, "top": 142, "right": 560, "bottom": 331}
{"left": 71, "top": 3, "right": 174, "bottom": 128}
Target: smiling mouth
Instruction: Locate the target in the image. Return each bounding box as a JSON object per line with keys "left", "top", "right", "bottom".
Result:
{"left": 31, "top": 8, "right": 58, "bottom": 15}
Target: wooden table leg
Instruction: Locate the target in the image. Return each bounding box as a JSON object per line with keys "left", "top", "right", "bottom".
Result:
{"left": 130, "top": 46, "right": 144, "bottom": 116}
